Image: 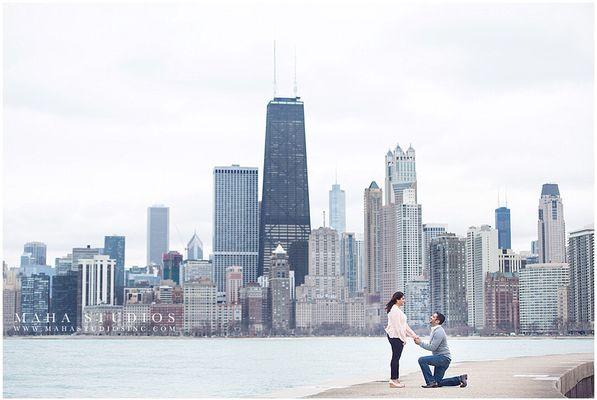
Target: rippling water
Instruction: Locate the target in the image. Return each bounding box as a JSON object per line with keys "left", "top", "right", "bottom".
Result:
{"left": 3, "top": 336, "right": 593, "bottom": 398}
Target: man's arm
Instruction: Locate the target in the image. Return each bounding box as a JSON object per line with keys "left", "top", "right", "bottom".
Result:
{"left": 418, "top": 329, "right": 444, "bottom": 351}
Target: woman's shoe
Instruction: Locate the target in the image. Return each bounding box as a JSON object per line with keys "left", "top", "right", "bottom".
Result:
{"left": 389, "top": 380, "right": 405, "bottom": 388}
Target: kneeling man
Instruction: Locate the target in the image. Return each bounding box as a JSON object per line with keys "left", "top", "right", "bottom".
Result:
{"left": 414, "top": 312, "right": 468, "bottom": 388}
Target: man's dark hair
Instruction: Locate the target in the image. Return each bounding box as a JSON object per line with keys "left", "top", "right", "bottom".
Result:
{"left": 435, "top": 312, "right": 446, "bottom": 325}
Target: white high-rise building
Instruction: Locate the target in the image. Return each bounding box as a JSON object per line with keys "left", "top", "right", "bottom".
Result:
{"left": 79, "top": 255, "right": 116, "bottom": 324}
{"left": 466, "top": 225, "right": 498, "bottom": 330}
{"left": 497, "top": 249, "right": 524, "bottom": 274}
{"left": 213, "top": 166, "right": 259, "bottom": 292}
{"left": 422, "top": 224, "right": 447, "bottom": 279}
{"left": 147, "top": 205, "right": 169, "bottom": 266}
{"left": 519, "top": 263, "right": 569, "bottom": 334}
{"left": 385, "top": 144, "right": 417, "bottom": 205}
{"left": 183, "top": 277, "right": 217, "bottom": 335}
{"left": 182, "top": 260, "right": 213, "bottom": 284}
{"left": 537, "top": 184, "right": 566, "bottom": 263}
{"left": 384, "top": 145, "right": 423, "bottom": 323}
{"left": 329, "top": 183, "right": 346, "bottom": 234}
{"left": 186, "top": 232, "right": 203, "bottom": 261}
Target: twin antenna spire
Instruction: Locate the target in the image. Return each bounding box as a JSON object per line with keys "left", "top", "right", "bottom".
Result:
{"left": 273, "top": 40, "right": 298, "bottom": 98}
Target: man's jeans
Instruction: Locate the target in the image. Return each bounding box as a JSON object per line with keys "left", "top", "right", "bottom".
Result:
{"left": 418, "top": 355, "right": 462, "bottom": 386}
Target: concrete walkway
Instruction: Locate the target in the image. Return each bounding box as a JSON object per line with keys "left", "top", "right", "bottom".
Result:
{"left": 308, "top": 353, "right": 594, "bottom": 398}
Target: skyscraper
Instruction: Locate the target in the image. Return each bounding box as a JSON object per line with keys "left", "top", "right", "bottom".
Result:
{"left": 51, "top": 270, "right": 79, "bottom": 333}
{"left": 20, "top": 273, "right": 51, "bottom": 334}
{"left": 213, "top": 165, "right": 259, "bottom": 292}
{"left": 429, "top": 233, "right": 468, "bottom": 329}
{"left": 385, "top": 145, "right": 417, "bottom": 205}
{"left": 329, "top": 183, "right": 346, "bottom": 234}
{"left": 23, "top": 242, "right": 47, "bottom": 266}
{"left": 384, "top": 145, "right": 423, "bottom": 320}
{"left": 537, "top": 184, "right": 566, "bottom": 263}
{"left": 79, "top": 255, "right": 116, "bottom": 324}
{"left": 258, "top": 97, "right": 311, "bottom": 286}
{"left": 422, "top": 224, "right": 447, "bottom": 279}
{"left": 269, "top": 244, "right": 292, "bottom": 334}
{"left": 226, "top": 266, "right": 243, "bottom": 305}
{"left": 568, "top": 227, "right": 594, "bottom": 330}
{"left": 147, "top": 205, "right": 169, "bottom": 266}
{"left": 495, "top": 207, "right": 511, "bottom": 250}
{"left": 363, "top": 182, "right": 383, "bottom": 300}
{"left": 187, "top": 232, "right": 204, "bottom": 261}
{"left": 104, "top": 236, "right": 125, "bottom": 306}
{"left": 162, "top": 251, "right": 183, "bottom": 285}
{"left": 341, "top": 232, "right": 359, "bottom": 296}
{"left": 466, "top": 225, "right": 499, "bottom": 330}
{"left": 519, "top": 263, "right": 569, "bottom": 334}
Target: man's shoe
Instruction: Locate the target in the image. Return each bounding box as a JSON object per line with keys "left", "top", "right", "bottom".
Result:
{"left": 421, "top": 382, "right": 438, "bottom": 388}
{"left": 460, "top": 374, "right": 468, "bottom": 388}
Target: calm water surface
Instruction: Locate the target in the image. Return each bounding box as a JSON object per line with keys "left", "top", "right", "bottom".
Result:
{"left": 3, "top": 337, "right": 593, "bottom": 398}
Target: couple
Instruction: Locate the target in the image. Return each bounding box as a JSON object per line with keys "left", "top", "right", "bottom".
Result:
{"left": 384, "top": 291, "right": 468, "bottom": 389}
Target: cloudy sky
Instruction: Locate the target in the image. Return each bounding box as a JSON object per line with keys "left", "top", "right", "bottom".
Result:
{"left": 3, "top": 2, "right": 594, "bottom": 268}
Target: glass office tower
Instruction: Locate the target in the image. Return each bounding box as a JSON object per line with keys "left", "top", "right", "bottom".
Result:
{"left": 258, "top": 97, "right": 311, "bottom": 286}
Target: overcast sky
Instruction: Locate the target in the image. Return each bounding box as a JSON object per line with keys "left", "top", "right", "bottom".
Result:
{"left": 3, "top": 2, "right": 594, "bottom": 268}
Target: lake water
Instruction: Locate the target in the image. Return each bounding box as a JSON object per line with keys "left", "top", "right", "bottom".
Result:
{"left": 3, "top": 337, "right": 593, "bottom": 398}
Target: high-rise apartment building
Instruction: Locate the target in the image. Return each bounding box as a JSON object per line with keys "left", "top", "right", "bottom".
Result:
{"left": 183, "top": 277, "right": 217, "bottom": 335}
{"left": 147, "top": 205, "right": 169, "bottom": 266}
{"left": 429, "top": 233, "right": 468, "bottom": 329}
{"left": 422, "top": 224, "right": 447, "bottom": 279}
{"left": 363, "top": 182, "right": 382, "bottom": 300}
{"left": 568, "top": 227, "right": 594, "bottom": 330}
{"left": 537, "top": 184, "right": 566, "bottom": 263}
{"left": 466, "top": 225, "right": 499, "bottom": 330}
{"left": 384, "top": 145, "right": 423, "bottom": 324}
{"left": 484, "top": 272, "right": 519, "bottom": 334}
{"left": 519, "top": 263, "right": 569, "bottom": 334}
{"left": 258, "top": 97, "right": 311, "bottom": 286}
{"left": 329, "top": 183, "right": 346, "bottom": 234}
{"left": 214, "top": 166, "right": 259, "bottom": 291}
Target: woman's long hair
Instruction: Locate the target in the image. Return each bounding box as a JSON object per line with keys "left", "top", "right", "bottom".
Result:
{"left": 385, "top": 291, "right": 404, "bottom": 313}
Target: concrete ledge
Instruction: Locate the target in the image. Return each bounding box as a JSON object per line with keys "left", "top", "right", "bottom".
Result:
{"left": 308, "top": 353, "right": 594, "bottom": 398}
{"left": 557, "top": 361, "right": 594, "bottom": 398}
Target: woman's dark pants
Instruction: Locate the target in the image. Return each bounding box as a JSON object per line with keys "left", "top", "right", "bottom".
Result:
{"left": 387, "top": 334, "right": 404, "bottom": 380}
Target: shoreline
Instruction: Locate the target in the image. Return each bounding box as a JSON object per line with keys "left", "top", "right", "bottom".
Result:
{"left": 3, "top": 334, "right": 594, "bottom": 340}
{"left": 305, "top": 352, "right": 594, "bottom": 398}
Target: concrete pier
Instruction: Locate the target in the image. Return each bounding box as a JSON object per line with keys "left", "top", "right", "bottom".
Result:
{"left": 309, "top": 353, "right": 594, "bottom": 398}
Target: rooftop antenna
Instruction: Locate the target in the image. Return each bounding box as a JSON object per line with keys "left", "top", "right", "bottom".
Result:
{"left": 505, "top": 188, "right": 508, "bottom": 207}
{"left": 335, "top": 168, "right": 338, "bottom": 185}
{"left": 323, "top": 211, "right": 326, "bottom": 228}
{"left": 273, "top": 40, "right": 277, "bottom": 97}
{"left": 498, "top": 191, "right": 500, "bottom": 207}
{"left": 293, "top": 45, "right": 298, "bottom": 97}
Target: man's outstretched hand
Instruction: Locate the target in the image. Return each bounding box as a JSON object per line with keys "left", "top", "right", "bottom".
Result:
{"left": 414, "top": 336, "right": 421, "bottom": 344}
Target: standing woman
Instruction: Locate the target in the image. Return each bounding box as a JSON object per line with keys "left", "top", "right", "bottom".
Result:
{"left": 385, "top": 291, "right": 419, "bottom": 388}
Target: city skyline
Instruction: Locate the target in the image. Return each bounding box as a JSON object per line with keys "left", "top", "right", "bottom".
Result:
{"left": 3, "top": 3, "right": 594, "bottom": 268}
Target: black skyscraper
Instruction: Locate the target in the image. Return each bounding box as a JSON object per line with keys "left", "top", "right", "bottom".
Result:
{"left": 51, "top": 270, "right": 79, "bottom": 333}
{"left": 258, "top": 97, "right": 311, "bottom": 285}
{"left": 104, "top": 235, "right": 125, "bottom": 305}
